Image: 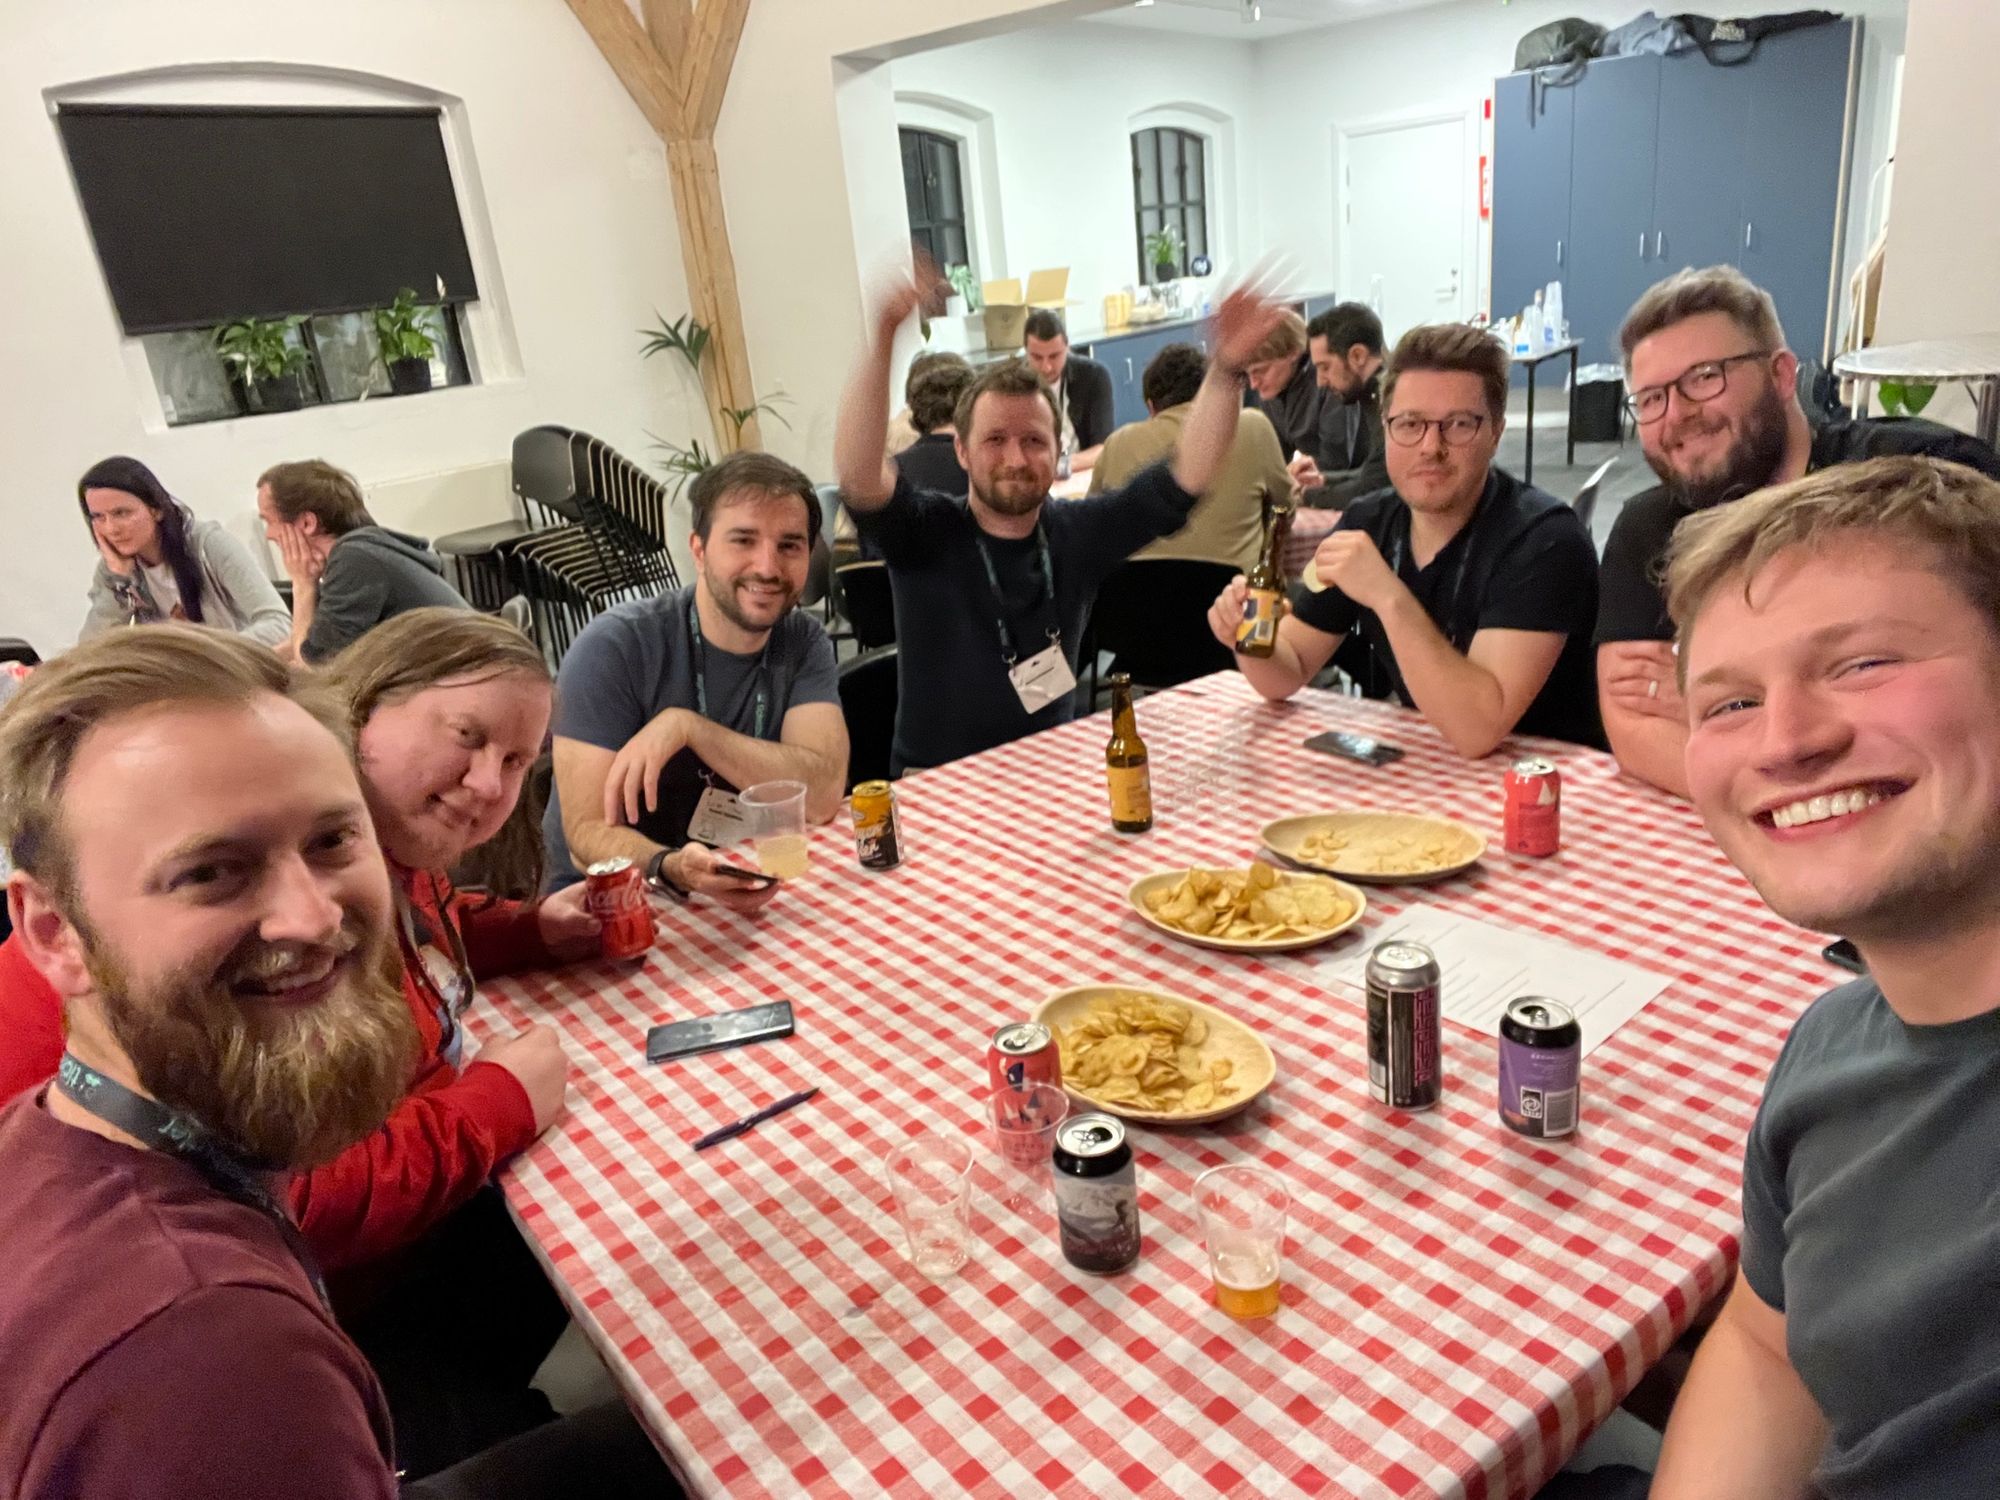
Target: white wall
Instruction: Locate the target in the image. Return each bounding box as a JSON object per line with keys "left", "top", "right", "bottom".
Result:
{"left": 2, "top": 0, "right": 706, "bottom": 653}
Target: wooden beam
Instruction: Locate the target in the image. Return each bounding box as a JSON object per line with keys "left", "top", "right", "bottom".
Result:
{"left": 564, "top": 0, "right": 684, "bottom": 141}
{"left": 667, "top": 137, "right": 761, "bottom": 449}
{"left": 641, "top": 0, "right": 694, "bottom": 109}
{"left": 685, "top": 0, "right": 754, "bottom": 140}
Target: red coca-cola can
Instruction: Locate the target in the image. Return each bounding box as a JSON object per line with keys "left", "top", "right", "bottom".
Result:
{"left": 583, "top": 858, "right": 656, "bottom": 961}
{"left": 1503, "top": 757, "right": 1562, "bottom": 857}
{"left": 987, "top": 1021, "right": 1062, "bottom": 1096}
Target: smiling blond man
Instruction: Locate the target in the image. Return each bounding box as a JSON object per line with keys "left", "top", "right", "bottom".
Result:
{"left": 1652, "top": 455, "right": 2000, "bottom": 1499}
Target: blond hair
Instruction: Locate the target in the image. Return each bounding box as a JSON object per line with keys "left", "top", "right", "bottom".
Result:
{"left": 1619, "top": 265, "right": 1785, "bottom": 365}
{"left": 0, "top": 627, "right": 348, "bottom": 903}
{"left": 1382, "top": 323, "right": 1512, "bottom": 424}
{"left": 1248, "top": 309, "right": 1308, "bottom": 366}
{"left": 1665, "top": 456, "right": 2000, "bottom": 656}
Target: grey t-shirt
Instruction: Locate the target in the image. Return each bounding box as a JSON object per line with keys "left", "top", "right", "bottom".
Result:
{"left": 1739, "top": 977, "right": 2000, "bottom": 1498}
{"left": 541, "top": 586, "right": 839, "bottom": 889}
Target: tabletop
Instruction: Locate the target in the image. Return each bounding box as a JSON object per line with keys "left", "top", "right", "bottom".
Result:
{"left": 474, "top": 674, "right": 1834, "bottom": 1500}
{"left": 1512, "top": 339, "right": 1581, "bottom": 370}
{"left": 1833, "top": 332, "right": 2000, "bottom": 382}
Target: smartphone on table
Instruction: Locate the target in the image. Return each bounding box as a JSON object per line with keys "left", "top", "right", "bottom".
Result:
{"left": 645, "top": 1001, "right": 795, "bottom": 1064}
{"left": 1303, "top": 730, "right": 1405, "bottom": 768}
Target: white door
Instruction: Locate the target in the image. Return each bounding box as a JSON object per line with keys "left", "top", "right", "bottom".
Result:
{"left": 1339, "top": 116, "right": 1471, "bottom": 344}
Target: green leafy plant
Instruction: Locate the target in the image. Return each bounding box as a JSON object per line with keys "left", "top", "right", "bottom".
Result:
{"left": 722, "top": 393, "right": 793, "bottom": 445}
{"left": 1144, "top": 224, "right": 1184, "bottom": 277}
{"left": 374, "top": 287, "right": 441, "bottom": 365}
{"left": 639, "top": 312, "right": 711, "bottom": 372}
{"left": 945, "top": 263, "right": 982, "bottom": 311}
{"left": 213, "top": 315, "right": 309, "bottom": 384}
{"left": 647, "top": 433, "right": 716, "bottom": 498}
{"left": 1878, "top": 379, "right": 1937, "bottom": 417}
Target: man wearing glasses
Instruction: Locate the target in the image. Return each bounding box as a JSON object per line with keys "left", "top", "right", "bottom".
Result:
{"left": 1206, "top": 323, "right": 1601, "bottom": 756}
{"left": 1596, "top": 265, "right": 2000, "bottom": 798}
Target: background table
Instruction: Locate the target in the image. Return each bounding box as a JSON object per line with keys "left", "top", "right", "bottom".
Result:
{"left": 1512, "top": 338, "right": 1581, "bottom": 487}
{"left": 474, "top": 674, "right": 1833, "bottom": 1499}
{"left": 1833, "top": 333, "right": 2000, "bottom": 449}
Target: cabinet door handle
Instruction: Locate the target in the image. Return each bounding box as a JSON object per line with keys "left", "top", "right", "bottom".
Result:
{"left": 1556, "top": 238, "right": 1564, "bottom": 266}
{"left": 1744, "top": 220, "right": 1754, "bottom": 250}
{"left": 1126, "top": 357, "right": 1134, "bottom": 381}
{"left": 1654, "top": 230, "right": 1664, "bottom": 258}
{"left": 1639, "top": 233, "right": 1647, "bottom": 260}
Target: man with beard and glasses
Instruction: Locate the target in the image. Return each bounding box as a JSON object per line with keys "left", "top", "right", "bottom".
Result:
{"left": 1595, "top": 265, "right": 2000, "bottom": 798}
{"left": 834, "top": 276, "right": 1286, "bottom": 772}
{"left": 1647, "top": 456, "right": 2000, "bottom": 1500}
{"left": 544, "top": 450, "right": 846, "bottom": 907}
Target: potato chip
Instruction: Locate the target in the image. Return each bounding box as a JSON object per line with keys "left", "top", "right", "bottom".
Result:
{"left": 1294, "top": 818, "right": 1480, "bottom": 877}
{"left": 1054, "top": 991, "right": 1244, "bottom": 1117}
{"left": 1138, "top": 863, "right": 1355, "bottom": 945}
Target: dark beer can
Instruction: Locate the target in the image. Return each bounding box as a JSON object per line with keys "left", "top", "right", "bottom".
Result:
{"left": 1365, "top": 940, "right": 1442, "bottom": 1111}
{"left": 852, "top": 780, "right": 902, "bottom": 870}
{"left": 1498, "top": 996, "right": 1581, "bottom": 1138}
{"left": 1051, "top": 1114, "right": 1141, "bottom": 1274}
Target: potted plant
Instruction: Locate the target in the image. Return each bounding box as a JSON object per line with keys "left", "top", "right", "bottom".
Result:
{"left": 213, "top": 315, "right": 310, "bottom": 412}
{"left": 374, "top": 288, "right": 442, "bottom": 395}
{"left": 1144, "top": 224, "right": 1184, "bottom": 285}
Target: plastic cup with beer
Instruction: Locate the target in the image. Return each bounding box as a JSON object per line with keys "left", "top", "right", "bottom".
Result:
{"left": 884, "top": 1134, "right": 975, "bottom": 1278}
{"left": 1193, "top": 1163, "right": 1289, "bottom": 1319}
{"left": 986, "top": 1080, "right": 1068, "bottom": 1217}
{"left": 738, "top": 779, "right": 809, "bottom": 880}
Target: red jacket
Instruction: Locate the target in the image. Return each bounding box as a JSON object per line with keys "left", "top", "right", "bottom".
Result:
{"left": 0, "top": 866, "right": 558, "bottom": 1270}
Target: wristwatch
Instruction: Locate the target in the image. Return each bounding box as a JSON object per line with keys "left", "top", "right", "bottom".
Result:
{"left": 645, "top": 847, "right": 688, "bottom": 903}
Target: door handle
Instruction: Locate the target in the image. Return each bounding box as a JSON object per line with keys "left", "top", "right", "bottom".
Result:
{"left": 1744, "top": 220, "right": 1754, "bottom": 250}
{"left": 1639, "top": 233, "right": 1647, "bottom": 260}
{"left": 1126, "top": 358, "right": 1134, "bottom": 381}
{"left": 1655, "top": 230, "right": 1664, "bottom": 258}
{"left": 1556, "top": 238, "right": 1564, "bottom": 266}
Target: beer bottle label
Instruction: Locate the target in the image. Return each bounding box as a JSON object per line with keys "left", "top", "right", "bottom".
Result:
{"left": 1107, "top": 764, "right": 1152, "bottom": 825}
{"left": 1235, "top": 589, "right": 1281, "bottom": 653}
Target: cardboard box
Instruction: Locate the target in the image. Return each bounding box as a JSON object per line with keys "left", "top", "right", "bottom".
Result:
{"left": 978, "top": 268, "right": 1078, "bottom": 351}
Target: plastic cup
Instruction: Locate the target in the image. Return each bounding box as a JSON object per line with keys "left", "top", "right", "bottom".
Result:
{"left": 987, "top": 1081, "right": 1068, "bottom": 1216}
{"left": 885, "top": 1134, "right": 974, "bottom": 1278}
{"left": 739, "top": 780, "right": 809, "bottom": 879}
{"left": 1193, "top": 1163, "right": 1289, "bottom": 1320}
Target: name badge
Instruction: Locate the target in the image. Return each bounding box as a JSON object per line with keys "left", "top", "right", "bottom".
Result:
{"left": 686, "top": 784, "right": 749, "bottom": 847}
{"left": 1009, "top": 641, "right": 1077, "bottom": 714}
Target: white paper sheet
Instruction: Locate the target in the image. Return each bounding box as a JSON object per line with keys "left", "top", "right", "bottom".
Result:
{"left": 1310, "top": 906, "right": 1669, "bottom": 1056}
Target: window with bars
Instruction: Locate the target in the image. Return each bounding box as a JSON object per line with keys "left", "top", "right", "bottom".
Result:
{"left": 899, "top": 127, "right": 971, "bottom": 276}
{"left": 1131, "top": 127, "right": 1210, "bottom": 286}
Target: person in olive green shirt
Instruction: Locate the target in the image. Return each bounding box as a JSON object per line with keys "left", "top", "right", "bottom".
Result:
{"left": 1088, "top": 342, "right": 1294, "bottom": 573}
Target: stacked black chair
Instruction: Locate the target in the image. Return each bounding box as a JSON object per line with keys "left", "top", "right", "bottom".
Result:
{"left": 834, "top": 560, "right": 896, "bottom": 650}
{"left": 837, "top": 647, "right": 899, "bottom": 790}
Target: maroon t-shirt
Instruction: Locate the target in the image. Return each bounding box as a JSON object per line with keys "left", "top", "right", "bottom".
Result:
{"left": 0, "top": 1092, "right": 399, "bottom": 1499}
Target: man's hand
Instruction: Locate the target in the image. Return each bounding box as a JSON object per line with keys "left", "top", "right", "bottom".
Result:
{"left": 1207, "top": 281, "right": 1288, "bottom": 373}
{"left": 1309, "top": 531, "right": 1400, "bottom": 614}
{"left": 474, "top": 1024, "right": 570, "bottom": 1135}
{"left": 273, "top": 524, "right": 322, "bottom": 603}
{"left": 673, "top": 843, "right": 782, "bottom": 916}
{"left": 1207, "top": 575, "right": 1251, "bottom": 651}
{"left": 534, "top": 881, "right": 604, "bottom": 962}
{"left": 1602, "top": 640, "right": 1686, "bottom": 722}
{"left": 1287, "top": 452, "right": 1323, "bottom": 498}
{"left": 873, "top": 276, "right": 926, "bottom": 345}
{"left": 604, "top": 708, "right": 693, "bottom": 825}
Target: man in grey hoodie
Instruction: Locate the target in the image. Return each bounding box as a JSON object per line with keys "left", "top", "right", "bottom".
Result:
{"left": 255, "top": 459, "right": 469, "bottom": 664}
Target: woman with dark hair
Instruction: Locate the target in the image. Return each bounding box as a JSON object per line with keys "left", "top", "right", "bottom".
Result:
{"left": 78, "top": 456, "right": 290, "bottom": 645}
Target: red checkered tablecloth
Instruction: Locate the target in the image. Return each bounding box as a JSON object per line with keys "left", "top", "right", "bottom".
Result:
{"left": 473, "top": 673, "right": 1829, "bottom": 1499}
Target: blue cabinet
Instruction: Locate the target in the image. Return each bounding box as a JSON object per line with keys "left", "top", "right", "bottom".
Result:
{"left": 1565, "top": 54, "right": 1662, "bottom": 367}
{"left": 1086, "top": 324, "right": 1210, "bottom": 429}
{"left": 1491, "top": 73, "right": 1573, "bottom": 332}
{"left": 1651, "top": 53, "right": 1748, "bottom": 278}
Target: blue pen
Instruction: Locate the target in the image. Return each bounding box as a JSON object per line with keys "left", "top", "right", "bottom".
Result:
{"left": 692, "top": 1087, "right": 820, "bottom": 1151}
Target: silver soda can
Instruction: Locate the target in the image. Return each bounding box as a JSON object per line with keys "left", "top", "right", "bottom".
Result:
{"left": 1498, "top": 996, "right": 1581, "bottom": 1138}
{"left": 1051, "top": 1114, "right": 1141, "bottom": 1274}
{"left": 1365, "top": 940, "right": 1443, "bottom": 1111}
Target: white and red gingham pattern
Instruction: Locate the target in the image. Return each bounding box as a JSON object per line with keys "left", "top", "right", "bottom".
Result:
{"left": 472, "top": 673, "right": 1830, "bottom": 1499}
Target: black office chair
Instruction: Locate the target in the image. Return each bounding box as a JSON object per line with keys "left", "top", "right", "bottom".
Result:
{"left": 835, "top": 560, "right": 896, "bottom": 649}
{"left": 1571, "top": 455, "right": 1621, "bottom": 538}
{"left": 0, "top": 639, "right": 41, "bottom": 667}
{"left": 837, "top": 647, "right": 898, "bottom": 790}
{"left": 1086, "top": 558, "right": 1238, "bottom": 698}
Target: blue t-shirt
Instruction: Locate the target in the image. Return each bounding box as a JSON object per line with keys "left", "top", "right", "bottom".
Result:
{"left": 1740, "top": 977, "right": 2000, "bottom": 1498}
{"left": 541, "top": 586, "right": 838, "bottom": 889}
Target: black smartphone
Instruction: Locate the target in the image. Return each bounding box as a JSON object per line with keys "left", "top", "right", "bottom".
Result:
{"left": 1822, "top": 938, "right": 1866, "bottom": 976}
{"left": 645, "top": 1001, "right": 795, "bottom": 1064}
{"left": 709, "top": 862, "right": 778, "bottom": 889}
{"left": 1303, "top": 730, "right": 1405, "bottom": 767}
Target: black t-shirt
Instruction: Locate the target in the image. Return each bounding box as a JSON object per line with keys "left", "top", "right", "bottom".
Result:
{"left": 1596, "top": 416, "right": 2000, "bottom": 644}
{"left": 1292, "top": 469, "right": 1604, "bottom": 747}
{"left": 895, "top": 431, "right": 968, "bottom": 497}
{"left": 853, "top": 463, "right": 1199, "bottom": 772}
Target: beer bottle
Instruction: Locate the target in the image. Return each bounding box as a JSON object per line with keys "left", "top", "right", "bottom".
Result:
{"left": 1104, "top": 672, "right": 1153, "bottom": 834}
{"left": 1235, "top": 499, "right": 1294, "bottom": 659}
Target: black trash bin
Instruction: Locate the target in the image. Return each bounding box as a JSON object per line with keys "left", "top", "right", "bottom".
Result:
{"left": 1573, "top": 373, "right": 1624, "bottom": 444}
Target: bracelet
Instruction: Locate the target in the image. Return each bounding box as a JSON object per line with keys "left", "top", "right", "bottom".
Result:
{"left": 645, "top": 847, "right": 689, "bottom": 903}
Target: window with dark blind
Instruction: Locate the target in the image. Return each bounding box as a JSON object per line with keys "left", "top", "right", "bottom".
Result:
{"left": 899, "top": 127, "right": 971, "bottom": 275}
{"left": 1131, "top": 127, "right": 1209, "bottom": 286}
{"left": 56, "top": 104, "right": 480, "bottom": 334}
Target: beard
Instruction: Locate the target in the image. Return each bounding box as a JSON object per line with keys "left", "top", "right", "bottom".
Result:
{"left": 85, "top": 919, "right": 418, "bottom": 1170}
{"left": 970, "top": 468, "right": 1048, "bottom": 518}
{"left": 1648, "top": 382, "right": 1791, "bottom": 511}
{"left": 702, "top": 562, "right": 798, "bottom": 633}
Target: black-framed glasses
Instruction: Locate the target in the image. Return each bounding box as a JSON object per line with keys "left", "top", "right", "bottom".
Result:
{"left": 1384, "top": 412, "right": 1487, "bottom": 448}
{"left": 1627, "top": 350, "right": 1774, "bottom": 425}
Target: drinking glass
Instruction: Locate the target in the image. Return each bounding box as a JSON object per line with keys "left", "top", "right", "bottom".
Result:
{"left": 986, "top": 1081, "right": 1068, "bottom": 1216}
{"left": 885, "top": 1134, "right": 974, "bottom": 1278}
{"left": 1193, "top": 1163, "right": 1289, "bottom": 1319}
{"left": 738, "top": 780, "right": 809, "bottom": 880}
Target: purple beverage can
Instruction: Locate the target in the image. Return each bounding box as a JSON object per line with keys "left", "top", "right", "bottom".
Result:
{"left": 1498, "top": 996, "right": 1581, "bottom": 1138}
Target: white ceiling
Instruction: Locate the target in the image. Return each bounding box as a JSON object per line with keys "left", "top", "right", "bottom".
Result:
{"left": 1084, "top": 0, "right": 1456, "bottom": 41}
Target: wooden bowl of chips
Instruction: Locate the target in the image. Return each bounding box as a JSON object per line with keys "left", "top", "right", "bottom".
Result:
{"left": 1261, "top": 810, "right": 1486, "bottom": 884}
{"left": 1127, "top": 863, "right": 1366, "bottom": 951}
{"left": 1036, "top": 985, "right": 1275, "bottom": 1126}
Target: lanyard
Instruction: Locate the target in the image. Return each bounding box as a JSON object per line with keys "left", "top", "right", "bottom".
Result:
{"left": 688, "top": 598, "right": 771, "bottom": 741}
{"left": 53, "top": 1051, "right": 331, "bottom": 1309}
{"left": 971, "top": 519, "right": 1060, "bottom": 665}
{"left": 396, "top": 879, "right": 475, "bottom": 1072}
{"left": 1383, "top": 474, "right": 1494, "bottom": 652}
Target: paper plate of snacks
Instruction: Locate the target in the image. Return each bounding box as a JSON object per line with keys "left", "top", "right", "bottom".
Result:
{"left": 1261, "top": 810, "right": 1486, "bottom": 884}
{"left": 1037, "top": 985, "right": 1274, "bottom": 1125}
{"left": 1128, "top": 862, "right": 1365, "bottom": 951}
